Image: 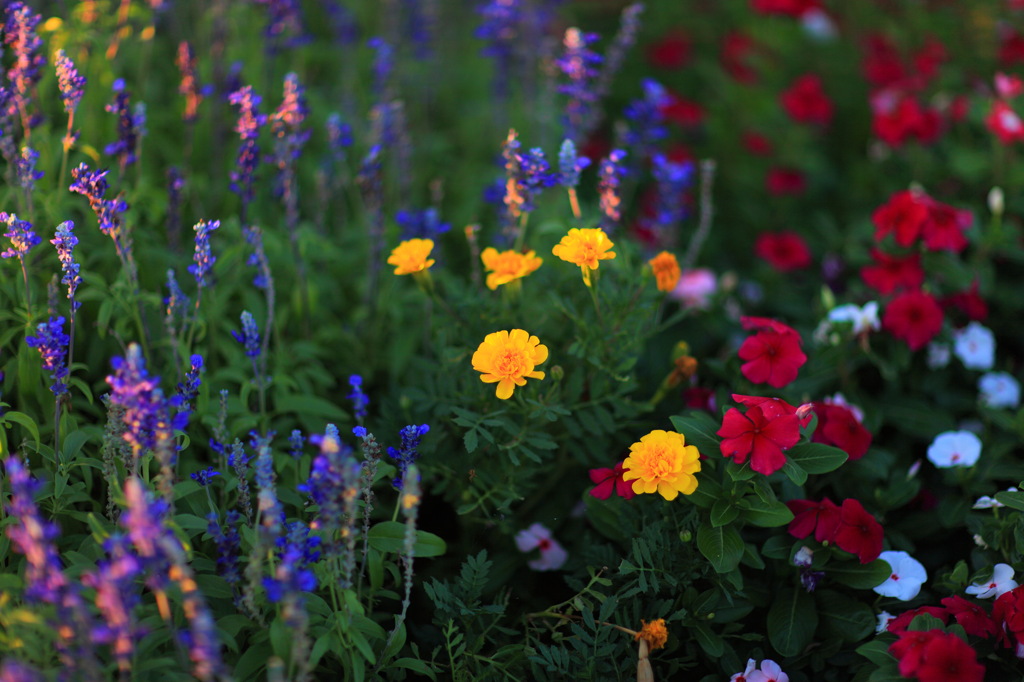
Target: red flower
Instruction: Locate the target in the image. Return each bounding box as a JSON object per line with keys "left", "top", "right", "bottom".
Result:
{"left": 647, "top": 30, "right": 691, "bottom": 70}
{"left": 914, "top": 632, "right": 986, "bottom": 682}
{"left": 722, "top": 32, "right": 758, "bottom": 84}
{"left": 873, "top": 190, "right": 930, "bottom": 247}
{"left": 660, "top": 94, "right": 704, "bottom": 128}
{"left": 999, "top": 31, "right": 1024, "bottom": 67}
{"left": 832, "top": 499, "right": 883, "bottom": 563}
{"left": 738, "top": 317, "right": 807, "bottom": 388}
{"left": 786, "top": 497, "right": 841, "bottom": 542}
{"left": 948, "top": 95, "right": 970, "bottom": 123}
{"left": 732, "top": 394, "right": 807, "bottom": 422}
{"left": 766, "top": 167, "right": 806, "bottom": 196}
{"left": 922, "top": 200, "right": 972, "bottom": 253}
{"left": 912, "top": 38, "right": 946, "bottom": 84}
{"left": 860, "top": 248, "right": 924, "bottom": 295}
{"left": 755, "top": 231, "right": 812, "bottom": 272}
{"left": 886, "top": 606, "right": 950, "bottom": 634}
{"left": 751, "top": 0, "right": 818, "bottom": 16}
{"left": 987, "top": 100, "right": 1024, "bottom": 145}
{"left": 683, "top": 387, "right": 716, "bottom": 412}
{"left": 993, "top": 585, "right": 1024, "bottom": 652}
{"left": 862, "top": 34, "right": 905, "bottom": 88}
{"left": 995, "top": 73, "right": 1024, "bottom": 99}
{"left": 883, "top": 290, "right": 944, "bottom": 351}
{"left": 717, "top": 404, "right": 800, "bottom": 475}
{"left": 941, "top": 283, "right": 989, "bottom": 323}
{"left": 890, "top": 630, "right": 940, "bottom": 678}
{"left": 781, "top": 74, "right": 833, "bottom": 126}
{"left": 742, "top": 132, "right": 774, "bottom": 156}
{"left": 588, "top": 461, "right": 636, "bottom": 501}
{"left": 941, "top": 595, "right": 1000, "bottom": 639}
{"left": 812, "top": 403, "right": 871, "bottom": 460}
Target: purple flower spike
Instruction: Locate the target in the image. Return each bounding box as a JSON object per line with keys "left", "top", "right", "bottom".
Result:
{"left": 0, "top": 211, "right": 39, "bottom": 259}
{"left": 557, "top": 28, "right": 602, "bottom": 143}
{"left": 25, "top": 316, "right": 70, "bottom": 395}
{"left": 231, "top": 311, "right": 261, "bottom": 358}
{"left": 54, "top": 49, "right": 86, "bottom": 114}
{"left": 228, "top": 85, "right": 266, "bottom": 211}
{"left": 104, "top": 83, "right": 141, "bottom": 171}
{"left": 188, "top": 219, "right": 220, "bottom": 289}
{"left": 51, "top": 221, "right": 81, "bottom": 311}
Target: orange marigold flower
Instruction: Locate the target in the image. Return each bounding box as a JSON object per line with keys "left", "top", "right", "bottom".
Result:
{"left": 635, "top": 619, "right": 669, "bottom": 651}
{"left": 622, "top": 430, "right": 700, "bottom": 500}
{"left": 472, "top": 329, "right": 548, "bottom": 400}
{"left": 481, "top": 247, "right": 543, "bottom": 290}
{"left": 552, "top": 227, "right": 616, "bottom": 287}
{"left": 387, "top": 238, "right": 435, "bottom": 275}
{"left": 649, "top": 251, "right": 681, "bottom": 292}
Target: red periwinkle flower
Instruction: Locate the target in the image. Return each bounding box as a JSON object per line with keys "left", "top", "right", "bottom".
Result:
{"left": 588, "top": 461, "right": 636, "bottom": 500}
{"left": 912, "top": 39, "right": 946, "bottom": 83}
{"left": 890, "top": 630, "right": 939, "bottom": 679}
{"left": 766, "top": 167, "right": 806, "bottom": 195}
{"left": 781, "top": 74, "right": 833, "bottom": 126}
{"left": 999, "top": 31, "right": 1024, "bottom": 67}
{"left": 722, "top": 32, "right": 758, "bottom": 84}
{"left": 717, "top": 404, "right": 801, "bottom": 475}
{"left": 941, "top": 595, "right": 1001, "bottom": 639}
{"left": 832, "top": 498, "right": 883, "bottom": 563}
{"left": 995, "top": 72, "right": 1024, "bottom": 99}
{"left": 863, "top": 34, "right": 905, "bottom": 88}
{"left": 647, "top": 30, "right": 691, "bottom": 70}
{"left": 742, "top": 131, "right": 774, "bottom": 156}
{"left": 732, "top": 394, "right": 808, "bottom": 422}
{"left": 883, "top": 290, "right": 944, "bottom": 351}
{"left": 886, "top": 606, "right": 950, "bottom": 634}
{"left": 915, "top": 632, "right": 986, "bottom": 682}
{"left": 873, "top": 190, "right": 930, "bottom": 247}
{"left": 755, "top": 231, "right": 812, "bottom": 272}
{"left": 987, "top": 100, "right": 1024, "bottom": 144}
{"left": 941, "top": 283, "right": 989, "bottom": 323}
{"left": 786, "top": 497, "right": 841, "bottom": 542}
{"left": 738, "top": 317, "right": 807, "bottom": 388}
{"left": 660, "top": 94, "right": 704, "bottom": 128}
{"left": 922, "top": 200, "right": 972, "bottom": 252}
{"left": 993, "top": 585, "right": 1024, "bottom": 654}
{"left": 860, "top": 248, "right": 924, "bottom": 295}
{"left": 751, "top": 0, "right": 818, "bottom": 16}
{"left": 812, "top": 403, "right": 872, "bottom": 460}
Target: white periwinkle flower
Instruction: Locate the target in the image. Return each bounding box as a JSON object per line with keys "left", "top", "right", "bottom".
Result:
{"left": 926, "top": 342, "right": 950, "bottom": 369}
{"left": 953, "top": 322, "right": 995, "bottom": 370}
{"left": 966, "top": 563, "right": 1019, "bottom": 599}
{"left": 979, "top": 372, "right": 1021, "bottom": 409}
{"left": 514, "top": 523, "right": 567, "bottom": 571}
{"left": 876, "top": 610, "right": 895, "bottom": 634}
{"left": 927, "top": 430, "right": 982, "bottom": 468}
{"left": 873, "top": 551, "right": 927, "bottom": 601}
{"left": 827, "top": 302, "right": 880, "bottom": 335}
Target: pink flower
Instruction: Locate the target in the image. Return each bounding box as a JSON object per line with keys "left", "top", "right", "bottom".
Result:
{"left": 515, "top": 523, "right": 567, "bottom": 571}
{"left": 588, "top": 461, "right": 636, "bottom": 500}
{"left": 749, "top": 659, "right": 789, "bottom": 682}
{"left": 670, "top": 268, "right": 717, "bottom": 309}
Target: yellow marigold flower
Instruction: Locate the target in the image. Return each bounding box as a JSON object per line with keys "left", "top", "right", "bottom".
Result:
{"left": 387, "top": 238, "right": 435, "bottom": 275}
{"left": 634, "top": 619, "right": 669, "bottom": 651}
{"left": 649, "top": 251, "right": 681, "bottom": 292}
{"left": 552, "top": 227, "right": 616, "bottom": 287}
{"left": 481, "top": 247, "right": 543, "bottom": 290}
{"left": 622, "top": 430, "right": 700, "bottom": 500}
{"left": 472, "top": 329, "right": 548, "bottom": 400}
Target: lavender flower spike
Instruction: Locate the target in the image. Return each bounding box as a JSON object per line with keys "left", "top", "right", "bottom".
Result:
{"left": 232, "top": 311, "right": 261, "bottom": 357}
{"left": 4, "top": 2, "right": 45, "bottom": 130}
{"left": 51, "top": 221, "right": 81, "bottom": 311}
{"left": 104, "top": 80, "right": 141, "bottom": 173}
{"left": 16, "top": 146, "right": 42, "bottom": 191}
{"left": 557, "top": 28, "right": 602, "bottom": 143}
{"left": 0, "top": 211, "right": 40, "bottom": 259}
{"left": 348, "top": 375, "right": 369, "bottom": 423}
{"left": 228, "top": 85, "right": 267, "bottom": 216}
{"left": 188, "top": 219, "right": 220, "bottom": 289}
{"left": 54, "top": 49, "right": 86, "bottom": 114}
{"left": 25, "top": 316, "right": 70, "bottom": 395}
{"left": 388, "top": 424, "right": 430, "bottom": 490}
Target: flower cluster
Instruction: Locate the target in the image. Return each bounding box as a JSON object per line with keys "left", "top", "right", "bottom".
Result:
{"left": 0, "top": 211, "right": 39, "bottom": 260}
{"left": 888, "top": 629, "right": 984, "bottom": 682}
{"left": 25, "top": 317, "right": 70, "bottom": 396}
{"left": 188, "top": 219, "right": 219, "bottom": 289}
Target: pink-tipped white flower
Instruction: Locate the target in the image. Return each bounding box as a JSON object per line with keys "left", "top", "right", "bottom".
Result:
{"left": 515, "top": 523, "right": 567, "bottom": 571}
{"left": 927, "top": 430, "right": 982, "bottom": 468}
{"left": 874, "top": 550, "right": 927, "bottom": 601}
{"left": 749, "top": 659, "right": 789, "bottom": 682}
{"left": 953, "top": 322, "right": 995, "bottom": 370}
{"left": 979, "top": 372, "right": 1021, "bottom": 409}
{"left": 730, "top": 659, "right": 757, "bottom": 682}
{"left": 827, "top": 302, "right": 880, "bottom": 335}
{"left": 965, "top": 563, "right": 1018, "bottom": 599}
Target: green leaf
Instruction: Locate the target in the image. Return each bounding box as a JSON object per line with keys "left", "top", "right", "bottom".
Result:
{"left": 670, "top": 411, "right": 722, "bottom": 459}
{"left": 856, "top": 639, "right": 898, "bottom": 667}
{"left": 781, "top": 459, "right": 808, "bottom": 486}
{"left": 692, "top": 622, "right": 724, "bottom": 657}
{"left": 696, "top": 522, "right": 744, "bottom": 574}
{"left": 391, "top": 658, "right": 437, "bottom": 680}
{"left": 274, "top": 394, "right": 349, "bottom": 422}
{"left": 767, "top": 587, "right": 817, "bottom": 657}
{"left": 710, "top": 498, "right": 739, "bottom": 527}
{"left": 463, "top": 429, "right": 478, "bottom": 454}
{"left": 828, "top": 558, "right": 892, "bottom": 589}
{"left": 3, "top": 411, "right": 40, "bottom": 450}
{"left": 787, "top": 442, "right": 849, "bottom": 475}
{"left": 995, "top": 490, "right": 1024, "bottom": 512}
{"left": 817, "top": 589, "right": 875, "bottom": 642}
{"left": 368, "top": 521, "right": 446, "bottom": 557}
{"left": 741, "top": 499, "right": 794, "bottom": 528}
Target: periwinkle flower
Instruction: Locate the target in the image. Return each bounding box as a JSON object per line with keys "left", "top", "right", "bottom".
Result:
{"left": 301, "top": 424, "right": 359, "bottom": 552}
{"left": 624, "top": 79, "right": 669, "bottom": 159}
{"left": 647, "top": 152, "right": 694, "bottom": 235}
{"left": 69, "top": 163, "right": 131, "bottom": 265}
{"left": 255, "top": 0, "right": 308, "bottom": 54}
{"left": 25, "top": 316, "right": 69, "bottom": 395}
{"left": 188, "top": 219, "right": 220, "bottom": 289}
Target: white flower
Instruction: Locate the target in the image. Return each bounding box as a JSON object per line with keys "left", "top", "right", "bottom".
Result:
{"left": 730, "top": 660, "right": 757, "bottom": 682}
{"left": 827, "top": 302, "right": 880, "bottom": 335}
{"left": 974, "top": 487, "right": 1018, "bottom": 509}
{"left": 876, "top": 611, "right": 894, "bottom": 634}
{"left": 926, "top": 342, "right": 950, "bottom": 369}
{"left": 953, "top": 322, "right": 995, "bottom": 370}
{"left": 670, "top": 269, "right": 717, "bottom": 309}
{"left": 965, "top": 563, "right": 1018, "bottom": 599}
{"left": 749, "top": 659, "right": 789, "bottom": 682}
{"left": 793, "top": 546, "right": 814, "bottom": 567}
{"left": 979, "top": 372, "right": 1021, "bottom": 409}
{"left": 873, "top": 551, "right": 927, "bottom": 601}
{"left": 514, "top": 523, "right": 567, "bottom": 571}
{"left": 927, "top": 430, "right": 982, "bottom": 468}
{"left": 801, "top": 8, "right": 837, "bottom": 41}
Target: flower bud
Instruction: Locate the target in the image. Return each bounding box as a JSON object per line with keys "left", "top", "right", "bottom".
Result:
{"left": 989, "top": 187, "right": 1005, "bottom": 217}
